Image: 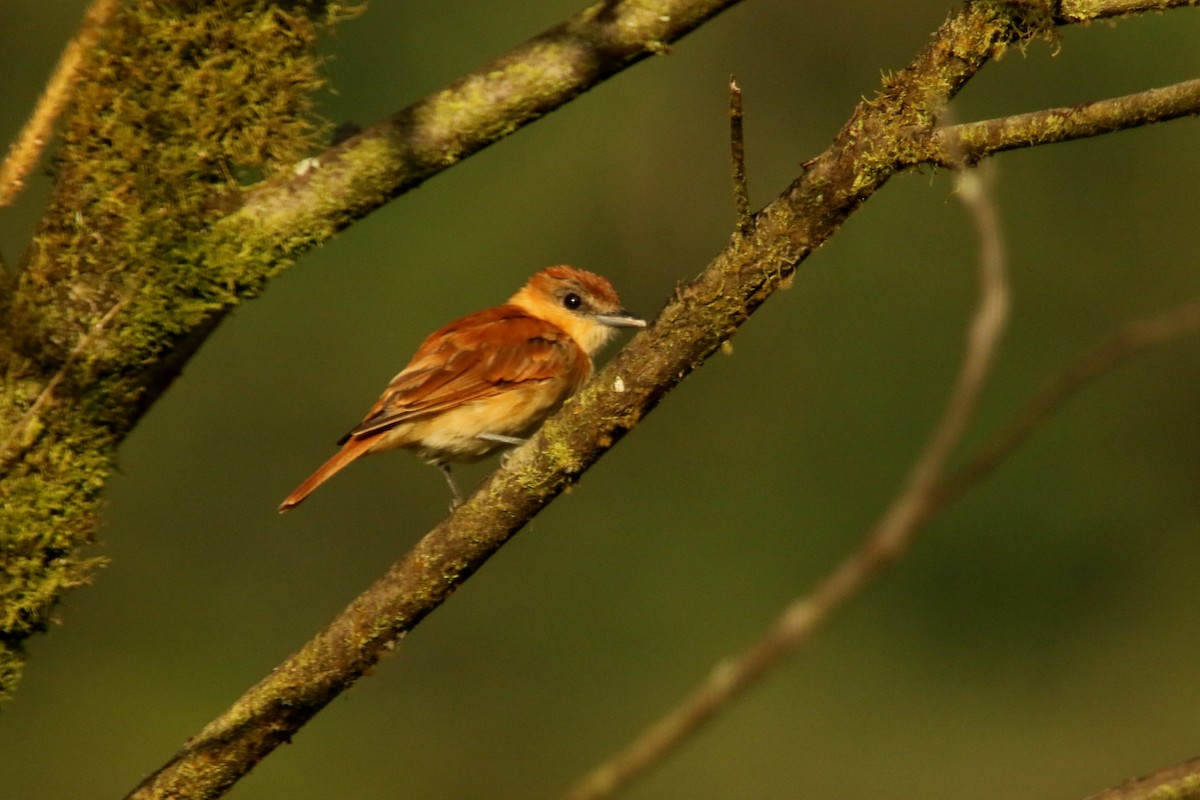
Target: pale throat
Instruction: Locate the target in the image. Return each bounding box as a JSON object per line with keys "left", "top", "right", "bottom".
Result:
{"left": 509, "top": 290, "right": 616, "bottom": 356}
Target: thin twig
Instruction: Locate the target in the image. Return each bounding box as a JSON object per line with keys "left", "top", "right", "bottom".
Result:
{"left": 938, "top": 294, "right": 1200, "bottom": 511}
{"left": 728, "top": 76, "right": 751, "bottom": 233}
{"left": 560, "top": 293, "right": 1200, "bottom": 800}
{"left": 0, "top": 0, "right": 120, "bottom": 208}
{"left": 561, "top": 155, "right": 1010, "bottom": 800}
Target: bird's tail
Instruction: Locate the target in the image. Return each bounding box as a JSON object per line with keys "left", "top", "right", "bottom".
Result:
{"left": 278, "top": 437, "right": 375, "bottom": 513}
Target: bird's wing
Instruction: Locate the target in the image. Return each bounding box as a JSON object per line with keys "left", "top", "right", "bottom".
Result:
{"left": 340, "top": 307, "right": 588, "bottom": 442}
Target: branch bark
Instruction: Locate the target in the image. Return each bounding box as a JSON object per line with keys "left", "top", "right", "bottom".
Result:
{"left": 1059, "top": 0, "right": 1200, "bottom": 20}
{"left": 0, "top": 0, "right": 744, "bottom": 702}
{"left": 930, "top": 78, "right": 1200, "bottom": 166}
{"left": 1082, "top": 754, "right": 1200, "bottom": 800}
{"left": 223, "top": 0, "right": 745, "bottom": 242}
{"left": 0, "top": 0, "right": 1194, "bottom": 794}
{"left": 123, "top": 1, "right": 1200, "bottom": 797}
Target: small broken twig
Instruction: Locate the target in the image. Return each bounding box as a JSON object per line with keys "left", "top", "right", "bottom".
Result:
{"left": 728, "top": 76, "right": 751, "bottom": 233}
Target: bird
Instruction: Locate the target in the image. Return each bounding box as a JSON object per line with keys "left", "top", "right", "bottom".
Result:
{"left": 278, "top": 265, "right": 646, "bottom": 512}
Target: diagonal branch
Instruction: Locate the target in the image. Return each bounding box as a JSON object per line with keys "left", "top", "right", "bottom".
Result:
{"left": 221, "top": 0, "right": 745, "bottom": 246}
{"left": 121, "top": 1, "right": 1200, "bottom": 796}
{"left": 124, "top": 4, "right": 1052, "bottom": 797}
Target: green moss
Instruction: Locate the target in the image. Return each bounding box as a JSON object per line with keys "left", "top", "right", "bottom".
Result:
{"left": 0, "top": 1, "right": 348, "bottom": 702}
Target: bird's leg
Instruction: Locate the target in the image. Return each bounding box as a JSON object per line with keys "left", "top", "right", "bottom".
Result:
{"left": 477, "top": 433, "right": 526, "bottom": 446}
{"left": 477, "top": 433, "right": 527, "bottom": 468}
{"left": 439, "top": 463, "right": 463, "bottom": 509}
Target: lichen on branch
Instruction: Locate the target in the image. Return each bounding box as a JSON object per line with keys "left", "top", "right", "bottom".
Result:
{"left": 0, "top": 0, "right": 352, "bottom": 703}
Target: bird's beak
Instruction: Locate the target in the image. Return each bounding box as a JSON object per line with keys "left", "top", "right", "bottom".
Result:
{"left": 594, "top": 311, "right": 647, "bottom": 329}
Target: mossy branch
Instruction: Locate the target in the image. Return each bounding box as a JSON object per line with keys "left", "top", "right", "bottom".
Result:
{"left": 0, "top": 0, "right": 1194, "bottom": 790}
{"left": 0, "top": 0, "right": 744, "bottom": 703}
{"left": 125, "top": 1, "right": 1200, "bottom": 797}
{"left": 217, "top": 0, "right": 744, "bottom": 253}
{"left": 929, "top": 78, "right": 1200, "bottom": 165}
{"left": 1059, "top": 0, "right": 1200, "bottom": 19}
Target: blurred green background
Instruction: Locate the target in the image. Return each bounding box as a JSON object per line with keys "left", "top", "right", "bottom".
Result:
{"left": 3, "top": 2, "right": 1199, "bottom": 798}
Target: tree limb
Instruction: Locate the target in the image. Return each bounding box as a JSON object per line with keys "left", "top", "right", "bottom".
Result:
{"left": 123, "top": 3, "right": 1076, "bottom": 797}
{"left": 0, "top": 0, "right": 744, "bottom": 702}
{"left": 930, "top": 78, "right": 1200, "bottom": 166}
{"left": 220, "top": 0, "right": 746, "bottom": 252}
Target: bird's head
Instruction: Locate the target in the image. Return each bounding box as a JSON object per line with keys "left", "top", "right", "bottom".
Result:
{"left": 510, "top": 265, "right": 646, "bottom": 355}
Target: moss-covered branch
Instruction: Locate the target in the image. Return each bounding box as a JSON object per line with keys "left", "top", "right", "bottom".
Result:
{"left": 216, "top": 0, "right": 745, "bottom": 263}
{"left": 0, "top": 0, "right": 743, "bottom": 703}
{"left": 929, "top": 77, "right": 1200, "bottom": 165}
{"left": 124, "top": 0, "right": 1200, "bottom": 794}
{"left": 1058, "top": 0, "right": 1200, "bottom": 20}
{"left": 0, "top": 0, "right": 1195, "bottom": 792}
{"left": 123, "top": 3, "right": 1056, "bottom": 798}
{"left": 0, "top": 0, "right": 345, "bottom": 701}
{"left": 1082, "top": 754, "right": 1200, "bottom": 800}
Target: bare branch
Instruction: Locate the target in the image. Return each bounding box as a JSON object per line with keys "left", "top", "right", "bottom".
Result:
{"left": 728, "top": 76, "right": 751, "bottom": 233}
{"left": 939, "top": 294, "right": 1200, "bottom": 509}
{"left": 560, "top": 265, "right": 1200, "bottom": 800}
{"left": 0, "top": 0, "right": 119, "bottom": 208}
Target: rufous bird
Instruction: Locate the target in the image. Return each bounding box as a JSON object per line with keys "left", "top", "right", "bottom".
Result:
{"left": 278, "top": 265, "right": 645, "bottom": 512}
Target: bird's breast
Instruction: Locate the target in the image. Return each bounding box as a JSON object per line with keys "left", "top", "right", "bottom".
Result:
{"left": 377, "top": 376, "right": 580, "bottom": 464}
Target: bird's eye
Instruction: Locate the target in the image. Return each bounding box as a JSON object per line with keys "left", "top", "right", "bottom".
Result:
{"left": 563, "top": 292, "right": 582, "bottom": 310}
